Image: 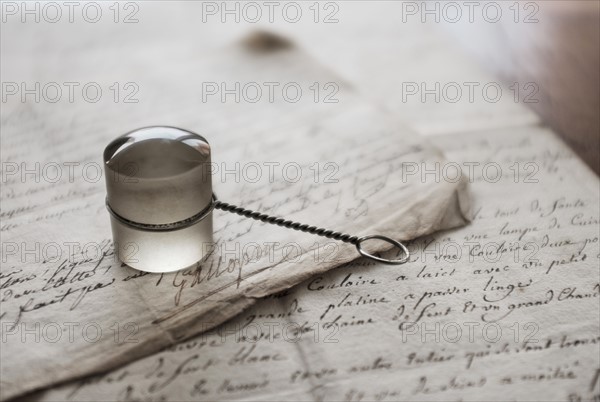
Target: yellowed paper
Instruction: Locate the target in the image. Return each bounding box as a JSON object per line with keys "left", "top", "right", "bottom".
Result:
{"left": 0, "top": 33, "right": 468, "bottom": 400}
{"left": 27, "top": 125, "right": 600, "bottom": 402}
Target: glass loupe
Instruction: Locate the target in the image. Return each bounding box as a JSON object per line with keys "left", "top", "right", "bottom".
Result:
{"left": 104, "top": 126, "right": 213, "bottom": 273}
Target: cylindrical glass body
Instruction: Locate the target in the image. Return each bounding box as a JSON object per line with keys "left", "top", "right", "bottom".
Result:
{"left": 104, "top": 126, "right": 213, "bottom": 273}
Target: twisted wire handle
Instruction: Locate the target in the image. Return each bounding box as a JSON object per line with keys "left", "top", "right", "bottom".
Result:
{"left": 213, "top": 199, "right": 409, "bottom": 265}
{"left": 214, "top": 201, "right": 359, "bottom": 245}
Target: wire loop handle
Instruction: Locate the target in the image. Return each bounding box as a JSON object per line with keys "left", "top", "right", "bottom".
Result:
{"left": 214, "top": 196, "right": 410, "bottom": 265}
{"left": 355, "top": 235, "right": 410, "bottom": 265}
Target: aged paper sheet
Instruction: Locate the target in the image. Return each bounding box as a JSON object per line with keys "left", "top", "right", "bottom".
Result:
{"left": 2, "top": 3, "right": 598, "bottom": 401}
{"left": 0, "top": 36, "right": 468, "bottom": 399}
{"left": 29, "top": 125, "right": 600, "bottom": 402}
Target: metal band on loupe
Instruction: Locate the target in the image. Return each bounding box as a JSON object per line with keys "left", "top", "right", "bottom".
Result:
{"left": 105, "top": 193, "right": 217, "bottom": 232}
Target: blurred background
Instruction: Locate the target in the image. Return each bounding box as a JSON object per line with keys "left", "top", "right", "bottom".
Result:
{"left": 2, "top": 1, "right": 598, "bottom": 174}
{"left": 446, "top": 0, "right": 599, "bottom": 174}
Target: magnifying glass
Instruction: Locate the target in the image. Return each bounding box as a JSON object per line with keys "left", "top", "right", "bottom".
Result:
{"left": 104, "top": 126, "right": 409, "bottom": 273}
